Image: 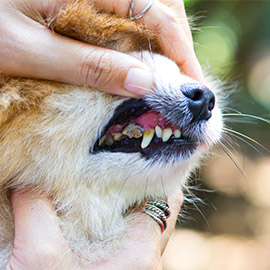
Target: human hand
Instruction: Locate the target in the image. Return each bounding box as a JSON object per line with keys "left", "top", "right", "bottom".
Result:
{"left": 0, "top": 0, "right": 203, "bottom": 97}
{"left": 7, "top": 190, "right": 183, "bottom": 270}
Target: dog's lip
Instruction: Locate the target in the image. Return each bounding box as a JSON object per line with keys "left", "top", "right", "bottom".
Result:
{"left": 103, "top": 98, "right": 149, "bottom": 135}
{"left": 97, "top": 98, "right": 180, "bottom": 139}
{"left": 91, "top": 98, "right": 150, "bottom": 152}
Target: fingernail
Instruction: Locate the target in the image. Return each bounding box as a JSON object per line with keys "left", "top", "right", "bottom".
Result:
{"left": 124, "top": 68, "right": 154, "bottom": 96}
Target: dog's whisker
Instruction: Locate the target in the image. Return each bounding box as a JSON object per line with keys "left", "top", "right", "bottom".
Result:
{"left": 223, "top": 127, "right": 270, "bottom": 153}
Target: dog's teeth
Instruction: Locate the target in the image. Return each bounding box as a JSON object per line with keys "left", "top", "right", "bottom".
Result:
{"left": 132, "top": 128, "right": 144, "bottom": 138}
{"left": 174, "top": 129, "right": 181, "bottom": 138}
{"left": 123, "top": 124, "right": 143, "bottom": 138}
{"left": 99, "top": 135, "right": 106, "bottom": 146}
{"left": 162, "top": 128, "right": 172, "bottom": 142}
{"left": 155, "top": 126, "right": 163, "bottom": 138}
{"left": 105, "top": 134, "right": 114, "bottom": 146}
{"left": 112, "top": 133, "right": 122, "bottom": 141}
{"left": 122, "top": 124, "right": 134, "bottom": 138}
{"left": 141, "top": 129, "right": 154, "bottom": 149}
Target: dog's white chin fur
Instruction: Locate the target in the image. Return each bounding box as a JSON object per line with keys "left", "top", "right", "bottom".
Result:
{"left": 0, "top": 52, "right": 223, "bottom": 267}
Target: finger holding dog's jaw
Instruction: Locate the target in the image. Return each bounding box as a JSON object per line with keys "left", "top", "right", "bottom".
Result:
{"left": 82, "top": 190, "right": 183, "bottom": 270}
{"left": 0, "top": 0, "right": 154, "bottom": 97}
{"left": 0, "top": 0, "right": 203, "bottom": 99}
{"left": 7, "top": 191, "right": 74, "bottom": 270}
{"left": 92, "top": 0, "right": 204, "bottom": 82}
{"left": 160, "top": 189, "right": 183, "bottom": 254}
{"left": 7, "top": 190, "right": 182, "bottom": 270}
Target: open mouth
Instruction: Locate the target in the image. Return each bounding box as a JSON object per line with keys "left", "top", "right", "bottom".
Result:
{"left": 92, "top": 98, "right": 197, "bottom": 156}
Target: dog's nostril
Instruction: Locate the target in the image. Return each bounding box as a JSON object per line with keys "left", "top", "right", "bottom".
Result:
{"left": 208, "top": 96, "right": 215, "bottom": 111}
{"left": 181, "top": 83, "right": 215, "bottom": 122}
{"left": 185, "top": 88, "right": 203, "bottom": 101}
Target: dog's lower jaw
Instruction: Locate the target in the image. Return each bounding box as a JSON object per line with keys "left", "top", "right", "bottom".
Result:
{"left": 51, "top": 149, "right": 199, "bottom": 261}
{"left": 55, "top": 176, "right": 185, "bottom": 264}
{"left": 57, "top": 163, "right": 191, "bottom": 238}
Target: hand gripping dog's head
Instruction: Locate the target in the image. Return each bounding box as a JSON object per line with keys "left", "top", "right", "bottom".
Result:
{"left": 0, "top": 0, "right": 223, "bottom": 264}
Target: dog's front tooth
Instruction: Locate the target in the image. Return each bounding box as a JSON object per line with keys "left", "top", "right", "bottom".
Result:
{"left": 174, "top": 129, "right": 181, "bottom": 138}
{"left": 155, "top": 126, "right": 163, "bottom": 138}
{"left": 141, "top": 129, "right": 154, "bottom": 149}
{"left": 162, "top": 128, "right": 172, "bottom": 142}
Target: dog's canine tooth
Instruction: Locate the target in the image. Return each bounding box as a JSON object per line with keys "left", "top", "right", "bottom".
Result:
{"left": 174, "top": 129, "right": 181, "bottom": 138}
{"left": 141, "top": 129, "right": 154, "bottom": 149}
{"left": 155, "top": 126, "right": 163, "bottom": 138}
{"left": 162, "top": 128, "right": 172, "bottom": 142}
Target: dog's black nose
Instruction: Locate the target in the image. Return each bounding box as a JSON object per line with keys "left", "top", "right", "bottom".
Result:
{"left": 181, "top": 83, "right": 215, "bottom": 122}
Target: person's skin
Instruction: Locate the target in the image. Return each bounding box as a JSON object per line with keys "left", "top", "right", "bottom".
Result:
{"left": 7, "top": 190, "right": 183, "bottom": 270}
{"left": 0, "top": 0, "right": 201, "bottom": 268}
{"left": 0, "top": 0, "right": 204, "bottom": 97}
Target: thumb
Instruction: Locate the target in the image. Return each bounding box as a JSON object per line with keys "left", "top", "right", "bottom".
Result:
{"left": 7, "top": 191, "right": 74, "bottom": 270}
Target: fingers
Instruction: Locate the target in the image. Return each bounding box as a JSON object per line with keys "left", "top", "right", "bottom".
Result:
{"left": 92, "top": 0, "right": 204, "bottom": 82}
{"left": 160, "top": 0, "right": 193, "bottom": 43}
{"left": 0, "top": 18, "right": 154, "bottom": 97}
{"left": 7, "top": 191, "right": 74, "bottom": 270}
{"left": 160, "top": 189, "right": 183, "bottom": 254}
{"left": 118, "top": 211, "right": 164, "bottom": 270}
{"left": 131, "top": 0, "right": 204, "bottom": 82}
{"left": 0, "top": 0, "right": 203, "bottom": 98}
{"left": 126, "top": 190, "right": 183, "bottom": 256}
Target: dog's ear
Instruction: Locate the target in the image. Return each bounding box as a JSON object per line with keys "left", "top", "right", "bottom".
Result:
{"left": 48, "top": 0, "right": 159, "bottom": 53}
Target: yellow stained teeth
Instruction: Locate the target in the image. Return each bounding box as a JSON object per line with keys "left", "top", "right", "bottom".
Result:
{"left": 132, "top": 128, "right": 143, "bottom": 138}
{"left": 122, "top": 124, "right": 133, "bottom": 138}
{"left": 99, "top": 135, "right": 106, "bottom": 146}
{"left": 155, "top": 126, "right": 163, "bottom": 138}
{"left": 112, "top": 133, "right": 122, "bottom": 141}
{"left": 123, "top": 124, "right": 143, "bottom": 139}
{"left": 141, "top": 129, "right": 154, "bottom": 149}
{"left": 105, "top": 135, "right": 114, "bottom": 146}
{"left": 174, "top": 129, "right": 181, "bottom": 138}
{"left": 162, "top": 128, "right": 172, "bottom": 142}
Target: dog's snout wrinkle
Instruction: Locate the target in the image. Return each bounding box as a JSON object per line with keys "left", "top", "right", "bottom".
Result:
{"left": 181, "top": 83, "right": 215, "bottom": 122}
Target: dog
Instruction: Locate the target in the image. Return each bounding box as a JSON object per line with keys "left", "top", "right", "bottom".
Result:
{"left": 0, "top": 0, "right": 223, "bottom": 267}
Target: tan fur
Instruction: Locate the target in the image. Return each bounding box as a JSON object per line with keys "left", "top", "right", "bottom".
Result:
{"left": 0, "top": 1, "right": 223, "bottom": 268}
{"left": 49, "top": 0, "right": 159, "bottom": 52}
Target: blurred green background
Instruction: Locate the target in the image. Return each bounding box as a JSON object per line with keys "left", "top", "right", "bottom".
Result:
{"left": 163, "top": 1, "right": 270, "bottom": 269}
